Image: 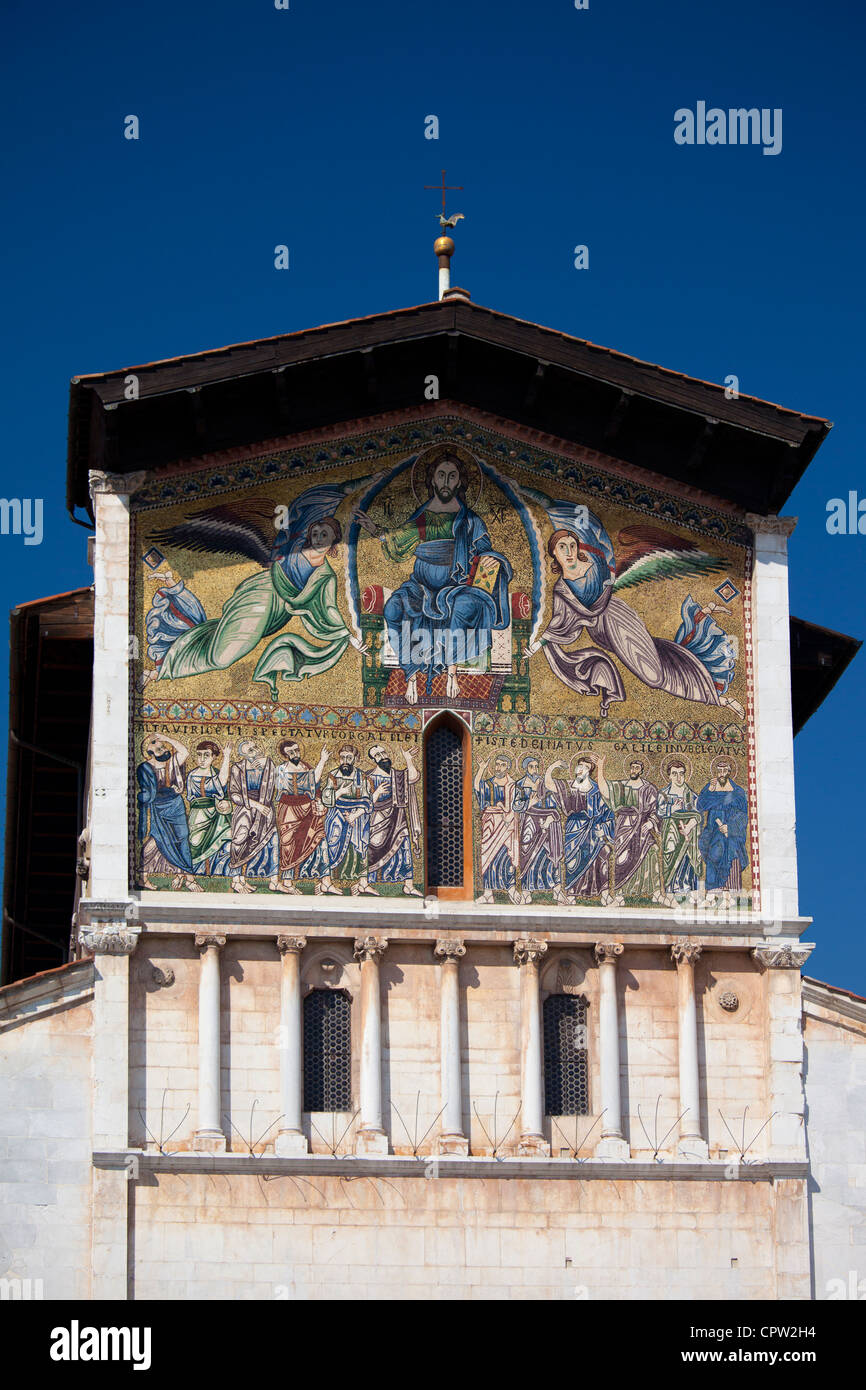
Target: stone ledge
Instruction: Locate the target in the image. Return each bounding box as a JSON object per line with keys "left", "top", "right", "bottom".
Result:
{"left": 93, "top": 1150, "right": 809, "bottom": 1183}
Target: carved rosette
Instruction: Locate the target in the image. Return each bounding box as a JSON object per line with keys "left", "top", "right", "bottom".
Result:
{"left": 195, "top": 934, "right": 227, "bottom": 953}
{"left": 593, "top": 942, "right": 624, "bottom": 966}
{"left": 79, "top": 923, "right": 139, "bottom": 956}
{"left": 752, "top": 945, "right": 813, "bottom": 971}
{"left": 277, "top": 936, "right": 307, "bottom": 955}
{"left": 354, "top": 936, "right": 388, "bottom": 964}
{"left": 88, "top": 468, "right": 149, "bottom": 499}
{"left": 671, "top": 938, "right": 703, "bottom": 967}
{"left": 513, "top": 938, "right": 548, "bottom": 967}
{"left": 434, "top": 939, "right": 466, "bottom": 963}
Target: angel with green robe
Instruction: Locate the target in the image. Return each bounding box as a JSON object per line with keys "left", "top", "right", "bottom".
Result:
{"left": 145, "top": 483, "right": 367, "bottom": 701}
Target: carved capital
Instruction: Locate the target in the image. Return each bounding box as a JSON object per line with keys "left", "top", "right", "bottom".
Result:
{"left": 671, "top": 938, "right": 703, "bottom": 967}
{"left": 434, "top": 939, "right": 466, "bottom": 962}
{"left": 354, "top": 936, "right": 388, "bottom": 964}
{"left": 752, "top": 944, "right": 813, "bottom": 971}
{"left": 277, "top": 935, "right": 307, "bottom": 955}
{"left": 79, "top": 923, "right": 139, "bottom": 956}
{"left": 195, "top": 933, "right": 226, "bottom": 952}
{"left": 593, "top": 942, "right": 624, "bottom": 966}
{"left": 513, "top": 938, "right": 548, "bottom": 967}
{"left": 744, "top": 513, "right": 798, "bottom": 538}
{"left": 88, "top": 468, "right": 149, "bottom": 500}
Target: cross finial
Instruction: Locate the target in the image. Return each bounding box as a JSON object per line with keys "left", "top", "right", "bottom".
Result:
{"left": 425, "top": 169, "right": 464, "bottom": 229}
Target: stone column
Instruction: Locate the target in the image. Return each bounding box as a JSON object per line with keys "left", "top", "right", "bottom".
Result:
{"left": 594, "top": 942, "right": 628, "bottom": 1159}
{"left": 745, "top": 514, "right": 799, "bottom": 923}
{"left": 671, "top": 939, "right": 707, "bottom": 1158}
{"left": 353, "top": 936, "right": 389, "bottom": 1156}
{"left": 87, "top": 469, "right": 146, "bottom": 900}
{"left": 80, "top": 920, "right": 139, "bottom": 1300}
{"left": 194, "top": 934, "right": 226, "bottom": 1152}
{"left": 514, "top": 938, "right": 550, "bottom": 1157}
{"left": 275, "top": 936, "right": 307, "bottom": 1156}
{"left": 434, "top": 939, "right": 468, "bottom": 1155}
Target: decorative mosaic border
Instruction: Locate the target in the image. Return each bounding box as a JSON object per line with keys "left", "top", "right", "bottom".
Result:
{"left": 131, "top": 414, "right": 754, "bottom": 549}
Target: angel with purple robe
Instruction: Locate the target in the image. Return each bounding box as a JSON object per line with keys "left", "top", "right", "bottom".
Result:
{"left": 522, "top": 490, "right": 743, "bottom": 718}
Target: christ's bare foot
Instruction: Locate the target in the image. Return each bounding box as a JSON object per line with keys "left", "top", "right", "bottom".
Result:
{"left": 720, "top": 696, "right": 745, "bottom": 718}
{"left": 446, "top": 668, "right": 459, "bottom": 699}
{"left": 405, "top": 673, "right": 419, "bottom": 705}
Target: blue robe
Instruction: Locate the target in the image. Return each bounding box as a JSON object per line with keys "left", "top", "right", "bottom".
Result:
{"left": 696, "top": 781, "right": 749, "bottom": 889}
{"left": 384, "top": 503, "right": 512, "bottom": 677}
{"left": 554, "top": 779, "right": 615, "bottom": 896}
{"left": 137, "top": 760, "right": 194, "bottom": 873}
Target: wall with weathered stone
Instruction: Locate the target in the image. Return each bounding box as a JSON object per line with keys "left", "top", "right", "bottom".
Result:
{"left": 0, "top": 961, "right": 93, "bottom": 1300}
{"left": 129, "top": 1169, "right": 800, "bottom": 1301}
{"left": 803, "top": 983, "right": 866, "bottom": 1300}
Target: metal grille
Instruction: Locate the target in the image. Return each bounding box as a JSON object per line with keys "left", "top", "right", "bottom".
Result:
{"left": 543, "top": 994, "right": 589, "bottom": 1115}
{"left": 303, "top": 989, "right": 351, "bottom": 1112}
{"left": 425, "top": 724, "right": 464, "bottom": 887}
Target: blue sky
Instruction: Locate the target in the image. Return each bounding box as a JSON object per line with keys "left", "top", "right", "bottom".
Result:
{"left": 1, "top": 0, "right": 863, "bottom": 989}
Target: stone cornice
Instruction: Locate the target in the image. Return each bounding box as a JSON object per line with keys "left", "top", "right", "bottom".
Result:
{"left": 127, "top": 896, "right": 814, "bottom": 941}
{"left": 93, "top": 1149, "right": 810, "bottom": 1184}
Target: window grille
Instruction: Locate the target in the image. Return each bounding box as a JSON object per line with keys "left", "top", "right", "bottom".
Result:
{"left": 425, "top": 724, "right": 464, "bottom": 887}
{"left": 303, "top": 989, "right": 351, "bottom": 1112}
{"left": 543, "top": 994, "right": 589, "bottom": 1115}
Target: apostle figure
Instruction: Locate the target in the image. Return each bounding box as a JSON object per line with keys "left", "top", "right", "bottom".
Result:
{"left": 596, "top": 757, "right": 664, "bottom": 905}
{"left": 228, "top": 739, "right": 279, "bottom": 893}
{"left": 522, "top": 491, "right": 744, "bottom": 718}
{"left": 353, "top": 447, "right": 512, "bottom": 704}
{"left": 657, "top": 757, "right": 701, "bottom": 899}
{"left": 545, "top": 754, "right": 615, "bottom": 903}
{"left": 474, "top": 754, "right": 523, "bottom": 904}
{"left": 318, "top": 745, "right": 375, "bottom": 895}
{"left": 273, "top": 739, "right": 329, "bottom": 894}
{"left": 186, "top": 739, "right": 233, "bottom": 876}
{"left": 365, "top": 745, "right": 423, "bottom": 896}
{"left": 513, "top": 754, "right": 564, "bottom": 899}
{"left": 139, "top": 559, "right": 206, "bottom": 690}
{"left": 696, "top": 757, "right": 749, "bottom": 899}
{"left": 137, "top": 734, "right": 202, "bottom": 891}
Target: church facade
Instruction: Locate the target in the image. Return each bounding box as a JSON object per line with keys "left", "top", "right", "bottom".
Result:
{"left": 1, "top": 295, "right": 863, "bottom": 1300}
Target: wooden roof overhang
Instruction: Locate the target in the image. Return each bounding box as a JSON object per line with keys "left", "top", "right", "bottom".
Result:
{"left": 66, "top": 299, "right": 830, "bottom": 520}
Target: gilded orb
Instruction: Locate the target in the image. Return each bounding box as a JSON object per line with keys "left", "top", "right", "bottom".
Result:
{"left": 434, "top": 236, "right": 455, "bottom": 256}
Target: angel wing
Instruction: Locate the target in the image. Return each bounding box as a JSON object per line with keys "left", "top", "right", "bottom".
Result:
{"left": 613, "top": 525, "right": 726, "bottom": 592}
{"left": 149, "top": 497, "right": 280, "bottom": 566}
{"left": 519, "top": 486, "right": 616, "bottom": 571}
{"left": 150, "top": 477, "right": 374, "bottom": 566}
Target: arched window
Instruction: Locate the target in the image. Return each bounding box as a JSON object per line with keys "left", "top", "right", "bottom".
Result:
{"left": 543, "top": 994, "right": 589, "bottom": 1116}
{"left": 303, "top": 989, "right": 351, "bottom": 1112}
{"left": 424, "top": 715, "right": 471, "bottom": 898}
